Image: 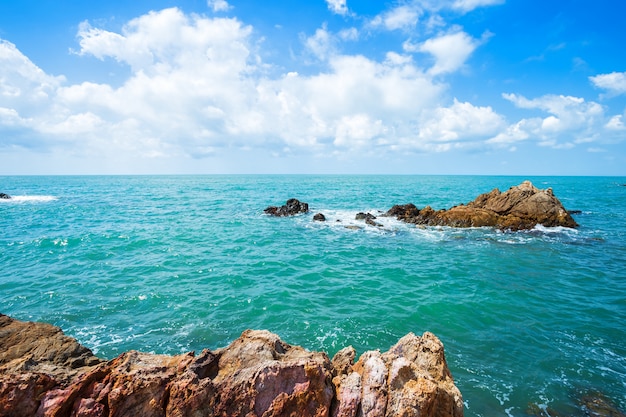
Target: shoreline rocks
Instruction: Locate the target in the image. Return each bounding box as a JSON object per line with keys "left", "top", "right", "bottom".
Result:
{"left": 385, "top": 181, "right": 578, "bottom": 231}
{"left": 0, "top": 314, "right": 463, "bottom": 417}
{"left": 0, "top": 193, "right": 11, "bottom": 199}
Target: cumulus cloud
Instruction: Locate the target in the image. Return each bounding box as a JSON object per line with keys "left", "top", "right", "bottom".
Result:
{"left": 368, "top": 0, "right": 503, "bottom": 32}
{"left": 415, "top": 30, "right": 480, "bottom": 75}
{"left": 418, "top": 99, "right": 506, "bottom": 143}
{"left": 606, "top": 115, "right": 625, "bottom": 130}
{"left": 492, "top": 93, "right": 619, "bottom": 148}
{"left": 326, "top": 0, "right": 349, "bottom": 16}
{"left": 5, "top": 5, "right": 620, "bottom": 171}
{"left": 589, "top": 71, "right": 626, "bottom": 96}
{"left": 207, "top": 0, "right": 231, "bottom": 12}
{"left": 0, "top": 40, "right": 64, "bottom": 107}
{"left": 303, "top": 25, "right": 336, "bottom": 61}
{"left": 369, "top": 5, "right": 420, "bottom": 31}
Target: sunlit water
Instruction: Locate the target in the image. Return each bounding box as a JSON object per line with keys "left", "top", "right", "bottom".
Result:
{"left": 1, "top": 175, "right": 625, "bottom": 416}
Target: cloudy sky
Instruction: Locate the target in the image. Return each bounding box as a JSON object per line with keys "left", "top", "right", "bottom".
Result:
{"left": 1, "top": 0, "right": 625, "bottom": 175}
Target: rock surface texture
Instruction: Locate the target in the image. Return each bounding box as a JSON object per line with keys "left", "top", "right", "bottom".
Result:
{"left": 386, "top": 181, "right": 578, "bottom": 231}
{"left": 0, "top": 314, "right": 463, "bottom": 417}
{"left": 264, "top": 198, "right": 309, "bottom": 217}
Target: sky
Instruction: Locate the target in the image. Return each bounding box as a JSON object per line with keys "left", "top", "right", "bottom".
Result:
{"left": 1, "top": 0, "right": 625, "bottom": 175}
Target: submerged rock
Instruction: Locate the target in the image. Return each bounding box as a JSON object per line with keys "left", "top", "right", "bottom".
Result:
{"left": 0, "top": 314, "right": 463, "bottom": 417}
{"left": 526, "top": 392, "right": 626, "bottom": 417}
{"left": 264, "top": 198, "right": 309, "bottom": 216}
{"left": 356, "top": 212, "right": 383, "bottom": 227}
{"left": 0, "top": 193, "right": 10, "bottom": 199}
{"left": 386, "top": 181, "right": 578, "bottom": 231}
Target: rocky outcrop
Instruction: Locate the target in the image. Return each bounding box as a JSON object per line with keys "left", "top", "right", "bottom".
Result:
{"left": 0, "top": 314, "right": 102, "bottom": 383}
{"left": 332, "top": 332, "right": 463, "bottom": 417}
{"left": 386, "top": 181, "right": 578, "bottom": 231}
{"left": 0, "top": 314, "right": 463, "bottom": 417}
{"left": 0, "top": 193, "right": 11, "bottom": 199}
{"left": 264, "top": 198, "right": 309, "bottom": 217}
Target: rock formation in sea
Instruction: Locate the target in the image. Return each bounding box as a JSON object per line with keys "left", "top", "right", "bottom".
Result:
{"left": 386, "top": 180, "right": 578, "bottom": 231}
{"left": 0, "top": 193, "right": 11, "bottom": 199}
{"left": 355, "top": 213, "right": 382, "bottom": 227}
{"left": 264, "top": 198, "right": 309, "bottom": 217}
{"left": 0, "top": 314, "right": 463, "bottom": 417}
{"left": 313, "top": 213, "right": 326, "bottom": 221}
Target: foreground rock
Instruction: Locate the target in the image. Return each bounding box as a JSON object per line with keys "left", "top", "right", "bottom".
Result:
{"left": 0, "top": 314, "right": 463, "bottom": 417}
{"left": 264, "top": 198, "right": 309, "bottom": 216}
{"left": 386, "top": 181, "right": 578, "bottom": 231}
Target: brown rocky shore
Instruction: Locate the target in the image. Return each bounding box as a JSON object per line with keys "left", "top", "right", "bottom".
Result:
{"left": 0, "top": 314, "right": 463, "bottom": 417}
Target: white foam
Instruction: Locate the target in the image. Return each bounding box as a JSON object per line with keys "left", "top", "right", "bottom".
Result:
{"left": 304, "top": 209, "right": 404, "bottom": 233}
{"left": 1, "top": 195, "right": 57, "bottom": 203}
{"left": 532, "top": 224, "right": 579, "bottom": 235}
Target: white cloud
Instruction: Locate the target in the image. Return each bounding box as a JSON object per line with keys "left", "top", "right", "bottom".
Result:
{"left": 207, "top": 0, "right": 231, "bottom": 12}
{"left": 338, "top": 27, "right": 359, "bottom": 41}
{"left": 304, "top": 26, "right": 336, "bottom": 61}
{"left": 255, "top": 54, "right": 444, "bottom": 148}
{"left": 369, "top": 5, "right": 420, "bottom": 31}
{"left": 451, "top": 0, "right": 505, "bottom": 12}
{"left": 487, "top": 119, "right": 535, "bottom": 145}
{"left": 326, "top": 0, "right": 348, "bottom": 16}
{"left": 8, "top": 6, "right": 620, "bottom": 172}
{"left": 589, "top": 71, "right": 626, "bottom": 96}
{"left": 502, "top": 93, "right": 603, "bottom": 126}
{"left": 606, "top": 115, "right": 625, "bottom": 130}
{"left": 417, "top": 30, "right": 479, "bottom": 75}
{"left": 417, "top": 99, "right": 506, "bottom": 143}
{"left": 334, "top": 114, "right": 386, "bottom": 148}
{"left": 0, "top": 39, "right": 64, "bottom": 106}
{"left": 494, "top": 93, "right": 621, "bottom": 148}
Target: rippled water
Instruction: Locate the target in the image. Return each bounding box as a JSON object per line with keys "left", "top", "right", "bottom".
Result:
{"left": 1, "top": 175, "right": 625, "bottom": 416}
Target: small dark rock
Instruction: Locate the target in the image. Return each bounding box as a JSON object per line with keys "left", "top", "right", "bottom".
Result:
{"left": 355, "top": 212, "right": 376, "bottom": 221}
{"left": 568, "top": 210, "right": 582, "bottom": 215}
{"left": 264, "top": 198, "right": 309, "bottom": 217}
{"left": 0, "top": 193, "right": 11, "bottom": 199}
{"left": 385, "top": 204, "right": 420, "bottom": 220}
{"left": 313, "top": 213, "right": 326, "bottom": 221}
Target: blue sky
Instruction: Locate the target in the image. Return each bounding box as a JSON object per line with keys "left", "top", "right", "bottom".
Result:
{"left": 1, "top": 0, "right": 625, "bottom": 175}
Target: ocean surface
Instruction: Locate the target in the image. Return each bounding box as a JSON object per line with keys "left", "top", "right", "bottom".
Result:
{"left": 1, "top": 175, "right": 625, "bottom": 416}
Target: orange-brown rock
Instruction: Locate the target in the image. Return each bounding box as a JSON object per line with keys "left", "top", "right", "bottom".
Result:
{"left": 332, "top": 332, "right": 463, "bottom": 417}
{"left": 0, "top": 315, "right": 463, "bottom": 417}
{"left": 386, "top": 181, "right": 578, "bottom": 230}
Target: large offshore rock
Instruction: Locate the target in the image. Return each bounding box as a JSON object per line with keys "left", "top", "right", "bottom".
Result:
{"left": 386, "top": 181, "right": 578, "bottom": 230}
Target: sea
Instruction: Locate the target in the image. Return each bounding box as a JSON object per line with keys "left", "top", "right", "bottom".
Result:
{"left": 1, "top": 175, "right": 624, "bottom": 417}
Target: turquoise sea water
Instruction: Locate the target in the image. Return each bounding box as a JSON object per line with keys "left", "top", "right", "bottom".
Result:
{"left": 1, "top": 175, "right": 625, "bottom": 416}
